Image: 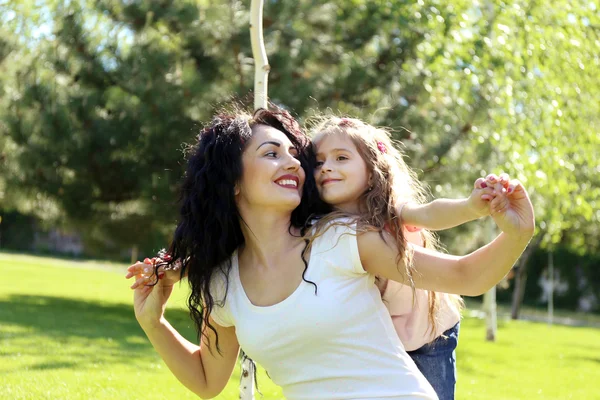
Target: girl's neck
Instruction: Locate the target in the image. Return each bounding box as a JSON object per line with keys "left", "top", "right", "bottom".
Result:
{"left": 334, "top": 200, "right": 364, "bottom": 215}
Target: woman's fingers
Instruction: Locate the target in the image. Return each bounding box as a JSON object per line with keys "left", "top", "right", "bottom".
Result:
{"left": 498, "top": 173, "right": 510, "bottom": 189}
{"left": 126, "top": 258, "right": 169, "bottom": 280}
{"left": 130, "top": 274, "right": 151, "bottom": 289}
{"left": 126, "top": 262, "right": 151, "bottom": 279}
{"left": 506, "top": 179, "right": 523, "bottom": 195}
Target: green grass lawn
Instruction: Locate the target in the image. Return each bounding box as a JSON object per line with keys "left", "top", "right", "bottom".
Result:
{"left": 1, "top": 252, "right": 599, "bottom": 399}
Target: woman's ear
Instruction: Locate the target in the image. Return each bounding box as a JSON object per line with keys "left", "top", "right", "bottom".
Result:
{"left": 234, "top": 184, "right": 240, "bottom": 196}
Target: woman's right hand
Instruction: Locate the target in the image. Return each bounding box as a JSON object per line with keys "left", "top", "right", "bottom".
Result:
{"left": 126, "top": 258, "right": 183, "bottom": 288}
{"left": 126, "top": 258, "right": 179, "bottom": 328}
{"left": 132, "top": 276, "right": 174, "bottom": 328}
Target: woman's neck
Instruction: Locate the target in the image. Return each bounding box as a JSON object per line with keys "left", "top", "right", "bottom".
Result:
{"left": 238, "top": 207, "right": 303, "bottom": 269}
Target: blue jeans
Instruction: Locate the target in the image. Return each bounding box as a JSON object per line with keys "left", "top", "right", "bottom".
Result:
{"left": 407, "top": 322, "right": 460, "bottom": 400}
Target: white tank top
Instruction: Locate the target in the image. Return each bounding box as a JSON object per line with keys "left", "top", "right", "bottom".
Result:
{"left": 210, "top": 221, "right": 438, "bottom": 400}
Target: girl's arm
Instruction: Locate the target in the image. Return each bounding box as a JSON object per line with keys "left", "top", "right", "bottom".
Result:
{"left": 361, "top": 177, "right": 534, "bottom": 296}
{"left": 130, "top": 275, "right": 239, "bottom": 398}
{"left": 400, "top": 175, "right": 504, "bottom": 231}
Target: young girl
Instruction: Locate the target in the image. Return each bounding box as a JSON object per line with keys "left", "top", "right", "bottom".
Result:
{"left": 310, "top": 116, "right": 503, "bottom": 400}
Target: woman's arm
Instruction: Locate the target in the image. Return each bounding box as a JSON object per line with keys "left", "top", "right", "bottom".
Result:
{"left": 400, "top": 176, "right": 501, "bottom": 231}
{"left": 361, "top": 177, "right": 534, "bottom": 296}
{"left": 130, "top": 275, "right": 239, "bottom": 398}
{"left": 140, "top": 315, "right": 239, "bottom": 398}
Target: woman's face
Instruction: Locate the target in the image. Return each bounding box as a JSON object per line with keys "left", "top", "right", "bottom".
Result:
{"left": 236, "top": 124, "right": 306, "bottom": 212}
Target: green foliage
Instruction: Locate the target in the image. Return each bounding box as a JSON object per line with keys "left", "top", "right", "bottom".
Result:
{"left": 0, "top": 0, "right": 598, "bottom": 257}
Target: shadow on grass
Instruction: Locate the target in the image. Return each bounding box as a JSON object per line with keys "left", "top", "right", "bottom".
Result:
{"left": 0, "top": 294, "right": 197, "bottom": 370}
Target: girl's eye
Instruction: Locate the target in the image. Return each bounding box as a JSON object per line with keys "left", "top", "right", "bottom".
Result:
{"left": 336, "top": 155, "right": 348, "bottom": 161}
{"left": 315, "top": 161, "right": 324, "bottom": 167}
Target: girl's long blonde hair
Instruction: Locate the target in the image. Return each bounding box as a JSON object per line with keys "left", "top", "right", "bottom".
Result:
{"left": 308, "top": 115, "right": 463, "bottom": 336}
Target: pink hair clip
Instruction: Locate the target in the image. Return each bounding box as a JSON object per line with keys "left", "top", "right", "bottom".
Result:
{"left": 377, "top": 141, "right": 387, "bottom": 154}
{"left": 339, "top": 118, "right": 354, "bottom": 128}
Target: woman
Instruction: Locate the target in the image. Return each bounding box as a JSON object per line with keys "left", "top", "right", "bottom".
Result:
{"left": 127, "top": 107, "right": 534, "bottom": 399}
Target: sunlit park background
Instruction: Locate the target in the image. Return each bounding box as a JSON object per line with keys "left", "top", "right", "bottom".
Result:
{"left": 1, "top": 1, "right": 599, "bottom": 399}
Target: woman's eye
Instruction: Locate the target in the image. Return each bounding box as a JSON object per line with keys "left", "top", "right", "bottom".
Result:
{"left": 265, "top": 151, "right": 277, "bottom": 158}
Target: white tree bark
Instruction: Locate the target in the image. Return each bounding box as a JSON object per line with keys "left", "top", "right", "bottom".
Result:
{"left": 240, "top": 354, "right": 256, "bottom": 400}
{"left": 483, "top": 285, "right": 497, "bottom": 341}
{"left": 240, "top": 2, "right": 268, "bottom": 398}
{"left": 484, "top": 218, "right": 498, "bottom": 341}
{"left": 250, "top": 0, "right": 269, "bottom": 110}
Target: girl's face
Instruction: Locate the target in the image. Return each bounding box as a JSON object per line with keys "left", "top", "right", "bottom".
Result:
{"left": 236, "top": 124, "right": 305, "bottom": 212}
{"left": 314, "top": 133, "right": 371, "bottom": 213}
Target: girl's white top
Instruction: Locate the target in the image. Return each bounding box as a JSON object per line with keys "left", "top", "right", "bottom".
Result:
{"left": 210, "top": 221, "right": 437, "bottom": 400}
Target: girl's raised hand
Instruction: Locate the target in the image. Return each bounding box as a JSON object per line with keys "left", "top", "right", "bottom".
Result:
{"left": 468, "top": 177, "right": 496, "bottom": 217}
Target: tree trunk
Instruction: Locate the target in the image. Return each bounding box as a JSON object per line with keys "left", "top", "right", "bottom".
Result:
{"left": 130, "top": 245, "right": 138, "bottom": 265}
{"left": 510, "top": 235, "right": 542, "bottom": 319}
{"left": 250, "top": 0, "right": 269, "bottom": 110}
{"left": 483, "top": 217, "right": 497, "bottom": 341}
{"left": 483, "top": 286, "right": 497, "bottom": 341}
{"left": 240, "top": 2, "right": 268, "bottom": 398}
{"left": 239, "top": 354, "right": 256, "bottom": 400}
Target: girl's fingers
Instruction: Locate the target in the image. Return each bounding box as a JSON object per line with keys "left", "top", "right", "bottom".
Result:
{"left": 485, "top": 173, "right": 499, "bottom": 184}
{"left": 478, "top": 186, "right": 495, "bottom": 201}
{"left": 487, "top": 181, "right": 506, "bottom": 196}
{"left": 490, "top": 193, "right": 509, "bottom": 213}
{"left": 474, "top": 177, "right": 487, "bottom": 189}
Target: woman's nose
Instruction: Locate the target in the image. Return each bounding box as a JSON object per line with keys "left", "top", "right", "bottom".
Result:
{"left": 285, "top": 154, "right": 301, "bottom": 171}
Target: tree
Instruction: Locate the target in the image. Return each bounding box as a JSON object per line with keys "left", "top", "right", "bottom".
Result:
{"left": 1, "top": 0, "right": 598, "bottom": 283}
{"left": 1, "top": 0, "right": 246, "bottom": 254}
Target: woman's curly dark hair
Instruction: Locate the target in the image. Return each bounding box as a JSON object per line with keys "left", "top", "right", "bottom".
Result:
{"left": 160, "top": 107, "right": 328, "bottom": 350}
